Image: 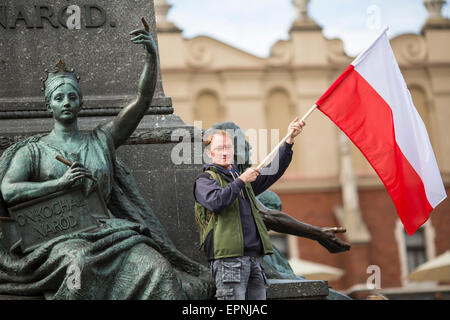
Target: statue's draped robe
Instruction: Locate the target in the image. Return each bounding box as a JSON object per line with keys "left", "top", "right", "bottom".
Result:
{"left": 0, "top": 125, "right": 214, "bottom": 299}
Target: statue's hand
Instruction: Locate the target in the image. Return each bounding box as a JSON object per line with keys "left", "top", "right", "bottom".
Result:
{"left": 129, "top": 29, "right": 157, "bottom": 56}
{"left": 58, "top": 162, "right": 94, "bottom": 190}
{"left": 317, "top": 227, "right": 351, "bottom": 253}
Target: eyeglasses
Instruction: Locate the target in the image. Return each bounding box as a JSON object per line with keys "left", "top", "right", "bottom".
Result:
{"left": 211, "top": 146, "right": 234, "bottom": 153}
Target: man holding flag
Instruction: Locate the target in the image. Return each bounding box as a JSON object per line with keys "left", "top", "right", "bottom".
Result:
{"left": 193, "top": 119, "right": 305, "bottom": 300}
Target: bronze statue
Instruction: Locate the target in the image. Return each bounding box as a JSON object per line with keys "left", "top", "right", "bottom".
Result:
{"left": 0, "top": 21, "right": 214, "bottom": 299}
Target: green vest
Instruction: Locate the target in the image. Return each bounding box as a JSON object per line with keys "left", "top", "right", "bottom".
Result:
{"left": 194, "top": 166, "right": 273, "bottom": 260}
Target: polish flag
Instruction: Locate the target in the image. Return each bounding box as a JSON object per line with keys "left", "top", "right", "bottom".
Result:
{"left": 316, "top": 27, "right": 446, "bottom": 235}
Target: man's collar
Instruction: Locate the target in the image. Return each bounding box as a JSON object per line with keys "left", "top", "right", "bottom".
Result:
{"left": 203, "top": 163, "right": 239, "bottom": 176}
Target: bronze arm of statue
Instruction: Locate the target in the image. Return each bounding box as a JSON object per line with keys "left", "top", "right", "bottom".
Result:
{"left": 103, "top": 26, "right": 158, "bottom": 148}
{"left": 255, "top": 198, "right": 351, "bottom": 254}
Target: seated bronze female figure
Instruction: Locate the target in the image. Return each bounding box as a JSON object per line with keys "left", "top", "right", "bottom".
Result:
{"left": 0, "top": 25, "right": 214, "bottom": 299}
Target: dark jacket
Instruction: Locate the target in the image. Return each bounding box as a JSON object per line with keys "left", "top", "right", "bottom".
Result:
{"left": 194, "top": 142, "right": 293, "bottom": 257}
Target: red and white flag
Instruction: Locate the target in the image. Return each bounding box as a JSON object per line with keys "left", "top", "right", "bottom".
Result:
{"left": 316, "top": 27, "right": 446, "bottom": 235}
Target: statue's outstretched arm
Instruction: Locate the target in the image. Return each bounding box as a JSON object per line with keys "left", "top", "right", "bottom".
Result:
{"left": 105, "top": 25, "right": 158, "bottom": 148}
{"left": 255, "top": 198, "right": 351, "bottom": 253}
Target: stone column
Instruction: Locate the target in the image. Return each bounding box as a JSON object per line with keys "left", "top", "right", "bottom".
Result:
{"left": 154, "top": 0, "right": 180, "bottom": 32}
{"left": 424, "top": 0, "right": 447, "bottom": 20}
{"left": 334, "top": 133, "right": 371, "bottom": 244}
{"left": 291, "top": 0, "right": 321, "bottom": 31}
{"left": 422, "top": 0, "right": 450, "bottom": 172}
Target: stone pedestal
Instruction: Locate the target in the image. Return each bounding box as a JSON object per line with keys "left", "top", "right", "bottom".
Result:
{"left": 116, "top": 114, "right": 207, "bottom": 265}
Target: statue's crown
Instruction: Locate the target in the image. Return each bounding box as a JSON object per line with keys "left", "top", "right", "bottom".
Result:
{"left": 40, "top": 59, "right": 80, "bottom": 92}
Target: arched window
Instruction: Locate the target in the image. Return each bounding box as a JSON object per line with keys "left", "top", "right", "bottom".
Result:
{"left": 265, "top": 88, "right": 297, "bottom": 173}
{"left": 193, "top": 90, "right": 223, "bottom": 130}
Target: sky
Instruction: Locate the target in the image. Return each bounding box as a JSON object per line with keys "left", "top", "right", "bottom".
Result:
{"left": 167, "top": 0, "right": 450, "bottom": 58}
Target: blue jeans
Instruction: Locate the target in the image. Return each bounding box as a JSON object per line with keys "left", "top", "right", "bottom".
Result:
{"left": 210, "top": 256, "right": 268, "bottom": 300}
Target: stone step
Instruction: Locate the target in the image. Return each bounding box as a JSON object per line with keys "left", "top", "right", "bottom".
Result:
{"left": 267, "top": 279, "right": 329, "bottom": 300}
{"left": 0, "top": 279, "right": 330, "bottom": 300}
{"left": 0, "top": 294, "right": 43, "bottom": 300}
